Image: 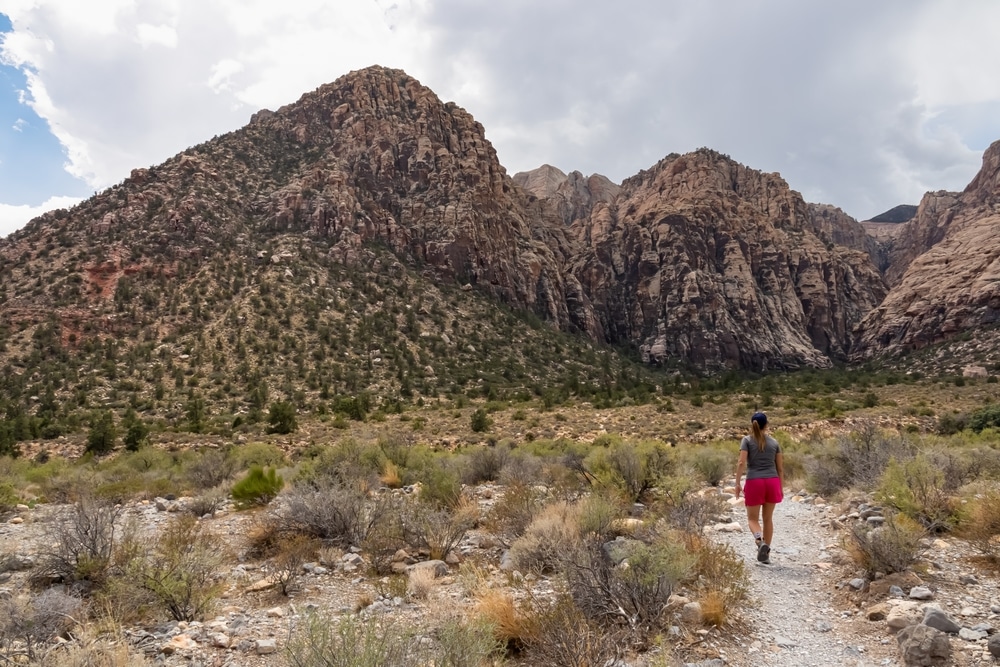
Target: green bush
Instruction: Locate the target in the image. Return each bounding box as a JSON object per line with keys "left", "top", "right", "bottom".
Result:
{"left": 287, "top": 612, "right": 419, "bottom": 667}
{"left": 691, "top": 448, "right": 731, "bottom": 487}
{"left": 86, "top": 410, "right": 117, "bottom": 455}
{"left": 585, "top": 440, "right": 674, "bottom": 502}
{"left": 267, "top": 401, "right": 298, "bottom": 434}
{"left": 231, "top": 466, "right": 284, "bottom": 508}
{"left": 849, "top": 512, "right": 926, "bottom": 576}
{"left": 875, "top": 455, "right": 961, "bottom": 532}
{"left": 470, "top": 408, "right": 492, "bottom": 433}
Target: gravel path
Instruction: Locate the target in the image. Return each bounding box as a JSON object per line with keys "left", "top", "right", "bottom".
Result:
{"left": 712, "top": 497, "right": 900, "bottom": 667}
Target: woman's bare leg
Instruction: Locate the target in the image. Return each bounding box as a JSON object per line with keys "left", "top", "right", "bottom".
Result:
{"left": 762, "top": 502, "right": 777, "bottom": 545}
{"left": 745, "top": 505, "right": 762, "bottom": 541}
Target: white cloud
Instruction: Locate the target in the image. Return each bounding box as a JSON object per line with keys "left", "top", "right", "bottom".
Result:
{"left": 1, "top": 0, "right": 999, "bottom": 234}
{"left": 0, "top": 195, "right": 83, "bottom": 239}
{"left": 12, "top": 118, "right": 26, "bottom": 131}
{"left": 136, "top": 23, "right": 178, "bottom": 49}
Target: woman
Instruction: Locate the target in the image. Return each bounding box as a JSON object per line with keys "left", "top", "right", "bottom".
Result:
{"left": 734, "top": 411, "right": 784, "bottom": 564}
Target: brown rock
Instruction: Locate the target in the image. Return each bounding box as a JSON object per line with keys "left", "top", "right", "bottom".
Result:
{"left": 869, "top": 571, "right": 923, "bottom": 599}
{"left": 896, "top": 623, "right": 952, "bottom": 666}
{"left": 866, "top": 603, "right": 890, "bottom": 621}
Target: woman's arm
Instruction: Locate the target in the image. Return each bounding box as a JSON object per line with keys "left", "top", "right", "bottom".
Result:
{"left": 775, "top": 452, "right": 784, "bottom": 489}
{"left": 735, "top": 450, "right": 748, "bottom": 498}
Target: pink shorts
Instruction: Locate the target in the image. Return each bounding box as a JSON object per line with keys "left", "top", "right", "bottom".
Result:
{"left": 744, "top": 477, "right": 783, "bottom": 506}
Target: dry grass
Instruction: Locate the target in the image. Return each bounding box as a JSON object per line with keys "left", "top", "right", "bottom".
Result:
{"left": 474, "top": 590, "right": 529, "bottom": 651}
{"left": 407, "top": 565, "right": 439, "bottom": 600}
{"left": 508, "top": 501, "right": 582, "bottom": 574}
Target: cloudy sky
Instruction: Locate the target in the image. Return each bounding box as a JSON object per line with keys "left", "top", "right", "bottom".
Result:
{"left": 2, "top": 1, "right": 999, "bottom": 238}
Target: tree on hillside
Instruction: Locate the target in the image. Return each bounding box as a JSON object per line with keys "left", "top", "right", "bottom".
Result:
{"left": 86, "top": 410, "right": 117, "bottom": 454}
{"left": 267, "top": 401, "right": 297, "bottom": 435}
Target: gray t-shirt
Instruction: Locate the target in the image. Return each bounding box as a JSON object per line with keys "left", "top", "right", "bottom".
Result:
{"left": 740, "top": 435, "right": 781, "bottom": 479}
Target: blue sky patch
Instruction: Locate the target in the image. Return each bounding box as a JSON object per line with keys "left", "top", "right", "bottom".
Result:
{"left": 0, "top": 12, "right": 89, "bottom": 206}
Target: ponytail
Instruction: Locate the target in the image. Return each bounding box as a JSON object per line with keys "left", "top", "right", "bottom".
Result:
{"left": 752, "top": 420, "right": 766, "bottom": 452}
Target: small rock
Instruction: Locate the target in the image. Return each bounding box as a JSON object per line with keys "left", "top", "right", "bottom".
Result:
{"left": 266, "top": 607, "right": 284, "bottom": 618}
{"left": 908, "top": 586, "right": 934, "bottom": 600}
{"left": 923, "top": 607, "right": 961, "bottom": 634}
{"left": 866, "top": 604, "right": 889, "bottom": 622}
{"left": 959, "top": 574, "right": 978, "bottom": 585}
{"left": 256, "top": 638, "right": 278, "bottom": 655}
{"left": 774, "top": 636, "right": 796, "bottom": 648}
{"left": 15, "top": 504, "right": 29, "bottom": 511}
{"left": 154, "top": 497, "right": 169, "bottom": 511}
{"left": 959, "top": 606, "right": 976, "bottom": 617}
{"left": 814, "top": 620, "right": 833, "bottom": 632}
{"left": 209, "top": 633, "right": 230, "bottom": 648}
{"left": 890, "top": 585, "right": 905, "bottom": 598}
{"left": 988, "top": 634, "right": 1000, "bottom": 658}
{"left": 959, "top": 628, "right": 986, "bottom": 641}
{"left": 848, "top": 578, "right": 866, "bottom": 590}
{"left": 887, "top": 601, "right": 924, "bottom": 632}
{"left": 161, "top": 634, "right": 197, "bottom": 654}
{"left": 8, "top": 517, "right": 23, "bottom": 525}
{"left": 407, "top": 560, "right": 449, "bottom": 578}
{"left": 681, "top": 601, "right": 703, "bottom": 624}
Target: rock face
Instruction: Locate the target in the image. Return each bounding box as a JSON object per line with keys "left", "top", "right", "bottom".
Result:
{"left": 854, "top": 140, "right": 1000, "bottom": 358}
{"left": 513, "top": 165, "right": 620, "bottom": 227}
{"left": 566, "top": 150, "right": 886, "bottom": 370}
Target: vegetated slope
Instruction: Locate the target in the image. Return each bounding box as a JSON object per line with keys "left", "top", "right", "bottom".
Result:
{"left": 854, "top": 140, "right": 1000, "bottom": 358}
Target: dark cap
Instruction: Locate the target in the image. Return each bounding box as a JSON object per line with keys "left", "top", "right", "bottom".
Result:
{"left": 751, "top": 412, "right": 767, "bottom": 428}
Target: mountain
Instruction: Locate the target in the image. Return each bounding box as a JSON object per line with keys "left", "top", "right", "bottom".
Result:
{"left": 868, "top": 204, "right": 918, "bottom": 224}
{"left": 0, "top": 62, "right": 901, "bottom": 433}
{"left": 557, "top": 150, "right": 886, "bottom": 370}
{"left": 854, "top": 140, "right": 1000, "bottom": 357}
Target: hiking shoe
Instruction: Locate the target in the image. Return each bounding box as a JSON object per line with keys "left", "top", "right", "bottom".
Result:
{"left": 757, "top": 543, "right": 771, "bottom": 564}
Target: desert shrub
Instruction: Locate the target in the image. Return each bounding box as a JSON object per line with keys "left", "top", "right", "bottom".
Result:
{"left": 231, "top": 466, "right": 284, "bottom": 508}
{"left": 86, "top": 410, "right": 117, "bottom": 455}
{"left": 967, "top": 404, "right": 1000, "bottom": 433}
{"left": 463, "top": 444, "right": 510, "bottom": 484}
{"left": 267, "top": 400, "right": 298, "bottom": 434}
{"left": 434, "top": 617, "right": 505, "bottom": 667}
{"left": 470, "top": 408, "right": 493, "bottom": 433}
{"left": 234, "top": 442, "right": 286, "bottom": 469}
{"left": 298, "top": 440, "right": 384, "bottom": 488}
{"left": 521, "top": 594, "right": 627, "bottom": 667}
{"left": 0, "top": 480, "right": 17, "bottom": 514}
{"left": 508, "top": 501, "right": 582, "bottom": 574}
{"left": 690, "top": 448, "right": 731, "bottom": 487}
{"left": 418, "top": 460, "right": 463, "bottom": 509}
{"left": 848, "top": 512, "right": 926, "bottom": 577}
{"left": 659, "top": 476, "right": 725, "bottom": 534}
{"left": 185, "top": 486, "right": 228, "bottom": 517}
{"left": 564, "top": 533, "right": 694, "bottom": 629}
{"left": 688, "top": 537, "right": 750, "bottom": 625}
{"left": 279, "top": 483, "right": 394, "bottom": 547}
{"left": 499, "top": 451, "right": 545, "bottom": 486}
{"left": 34, "top": 496, "right": 123, "bottom": 587}
{"left": 474, "top": 590, "right": 531, "bottom": 653}
{"left": 585, "top": 440, "right": 674, "bottom": 502}
{"left": 0, "top": 589, "right": 85, "bottom": 662}
{"left": 876, "top": 455, "right": 962, "bottom": 531}
{"left": 404, "top": 497, "right": 479, "bottom": 561}
{"left": 272, "top": 534, "right": 318, "bottom": 596}
{"left": 577, "top": 492, "right": 625, "bottom": 541}
{"left": 185, "top": 448, "right": 238, "bottom": 490}
{"left": 406, "top": 565, "right": 438, "bottom": 600}
{"left": 286, "top": 611, "right": 419, "bottom": 667}
{"left": 961, "top": 488, "right": 1000, "bottom": 562}
{"left": 806, "top": 422, "right": 916, "bottom": 495}
{"left": 121, "top": 514, "right": 228, "bottom": 621}
{"left": 485, "top": 483, "right": 545, "bottom": 547}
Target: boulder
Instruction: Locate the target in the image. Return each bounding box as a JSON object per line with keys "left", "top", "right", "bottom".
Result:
{"left": 922, "top": 607, "right": 960, "bottom": 634}
{"left": 896, "top": 624, "right": 952, "bottom": 666}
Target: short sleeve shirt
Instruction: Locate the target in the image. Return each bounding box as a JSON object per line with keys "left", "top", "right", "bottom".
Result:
{"left": 740, "top": 435, "right": 781, "bottom": 480}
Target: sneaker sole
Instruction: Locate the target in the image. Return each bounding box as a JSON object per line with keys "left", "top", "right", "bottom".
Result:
{"left": 757, "top": 544, "right": 771, "bottom": 563}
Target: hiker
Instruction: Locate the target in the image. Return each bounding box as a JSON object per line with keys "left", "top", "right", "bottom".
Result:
{"left": 734, "top": 411, "right": 784, "bottom": 564}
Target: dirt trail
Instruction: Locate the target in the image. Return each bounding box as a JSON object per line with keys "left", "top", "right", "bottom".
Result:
{"left": 713, "top": 497, "right": 899, "bottom": 667}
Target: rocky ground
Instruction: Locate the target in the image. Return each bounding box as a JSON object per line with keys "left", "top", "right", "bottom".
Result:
{"left": 2, "top": 485, "right": 999, "bottom": 666}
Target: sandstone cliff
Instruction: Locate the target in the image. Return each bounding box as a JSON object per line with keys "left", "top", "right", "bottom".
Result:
{"left": 854, "top": 140, "right": 1000, "bottom": 357}
{"left": 566, "top": 150, "right": 886, "bottom": 370}
{"left": 512, "top": 165, "right": 620, "bottom": 227}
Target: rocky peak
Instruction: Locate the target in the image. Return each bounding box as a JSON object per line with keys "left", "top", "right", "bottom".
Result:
{"left": 513, "top": 165, "right": 620, "bottom": 227}
{"left": 570, "top": 150, "right": 886, "bottom": 370}
{"left": 854, "top": 141, "right": 1000, "bottom": 358}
